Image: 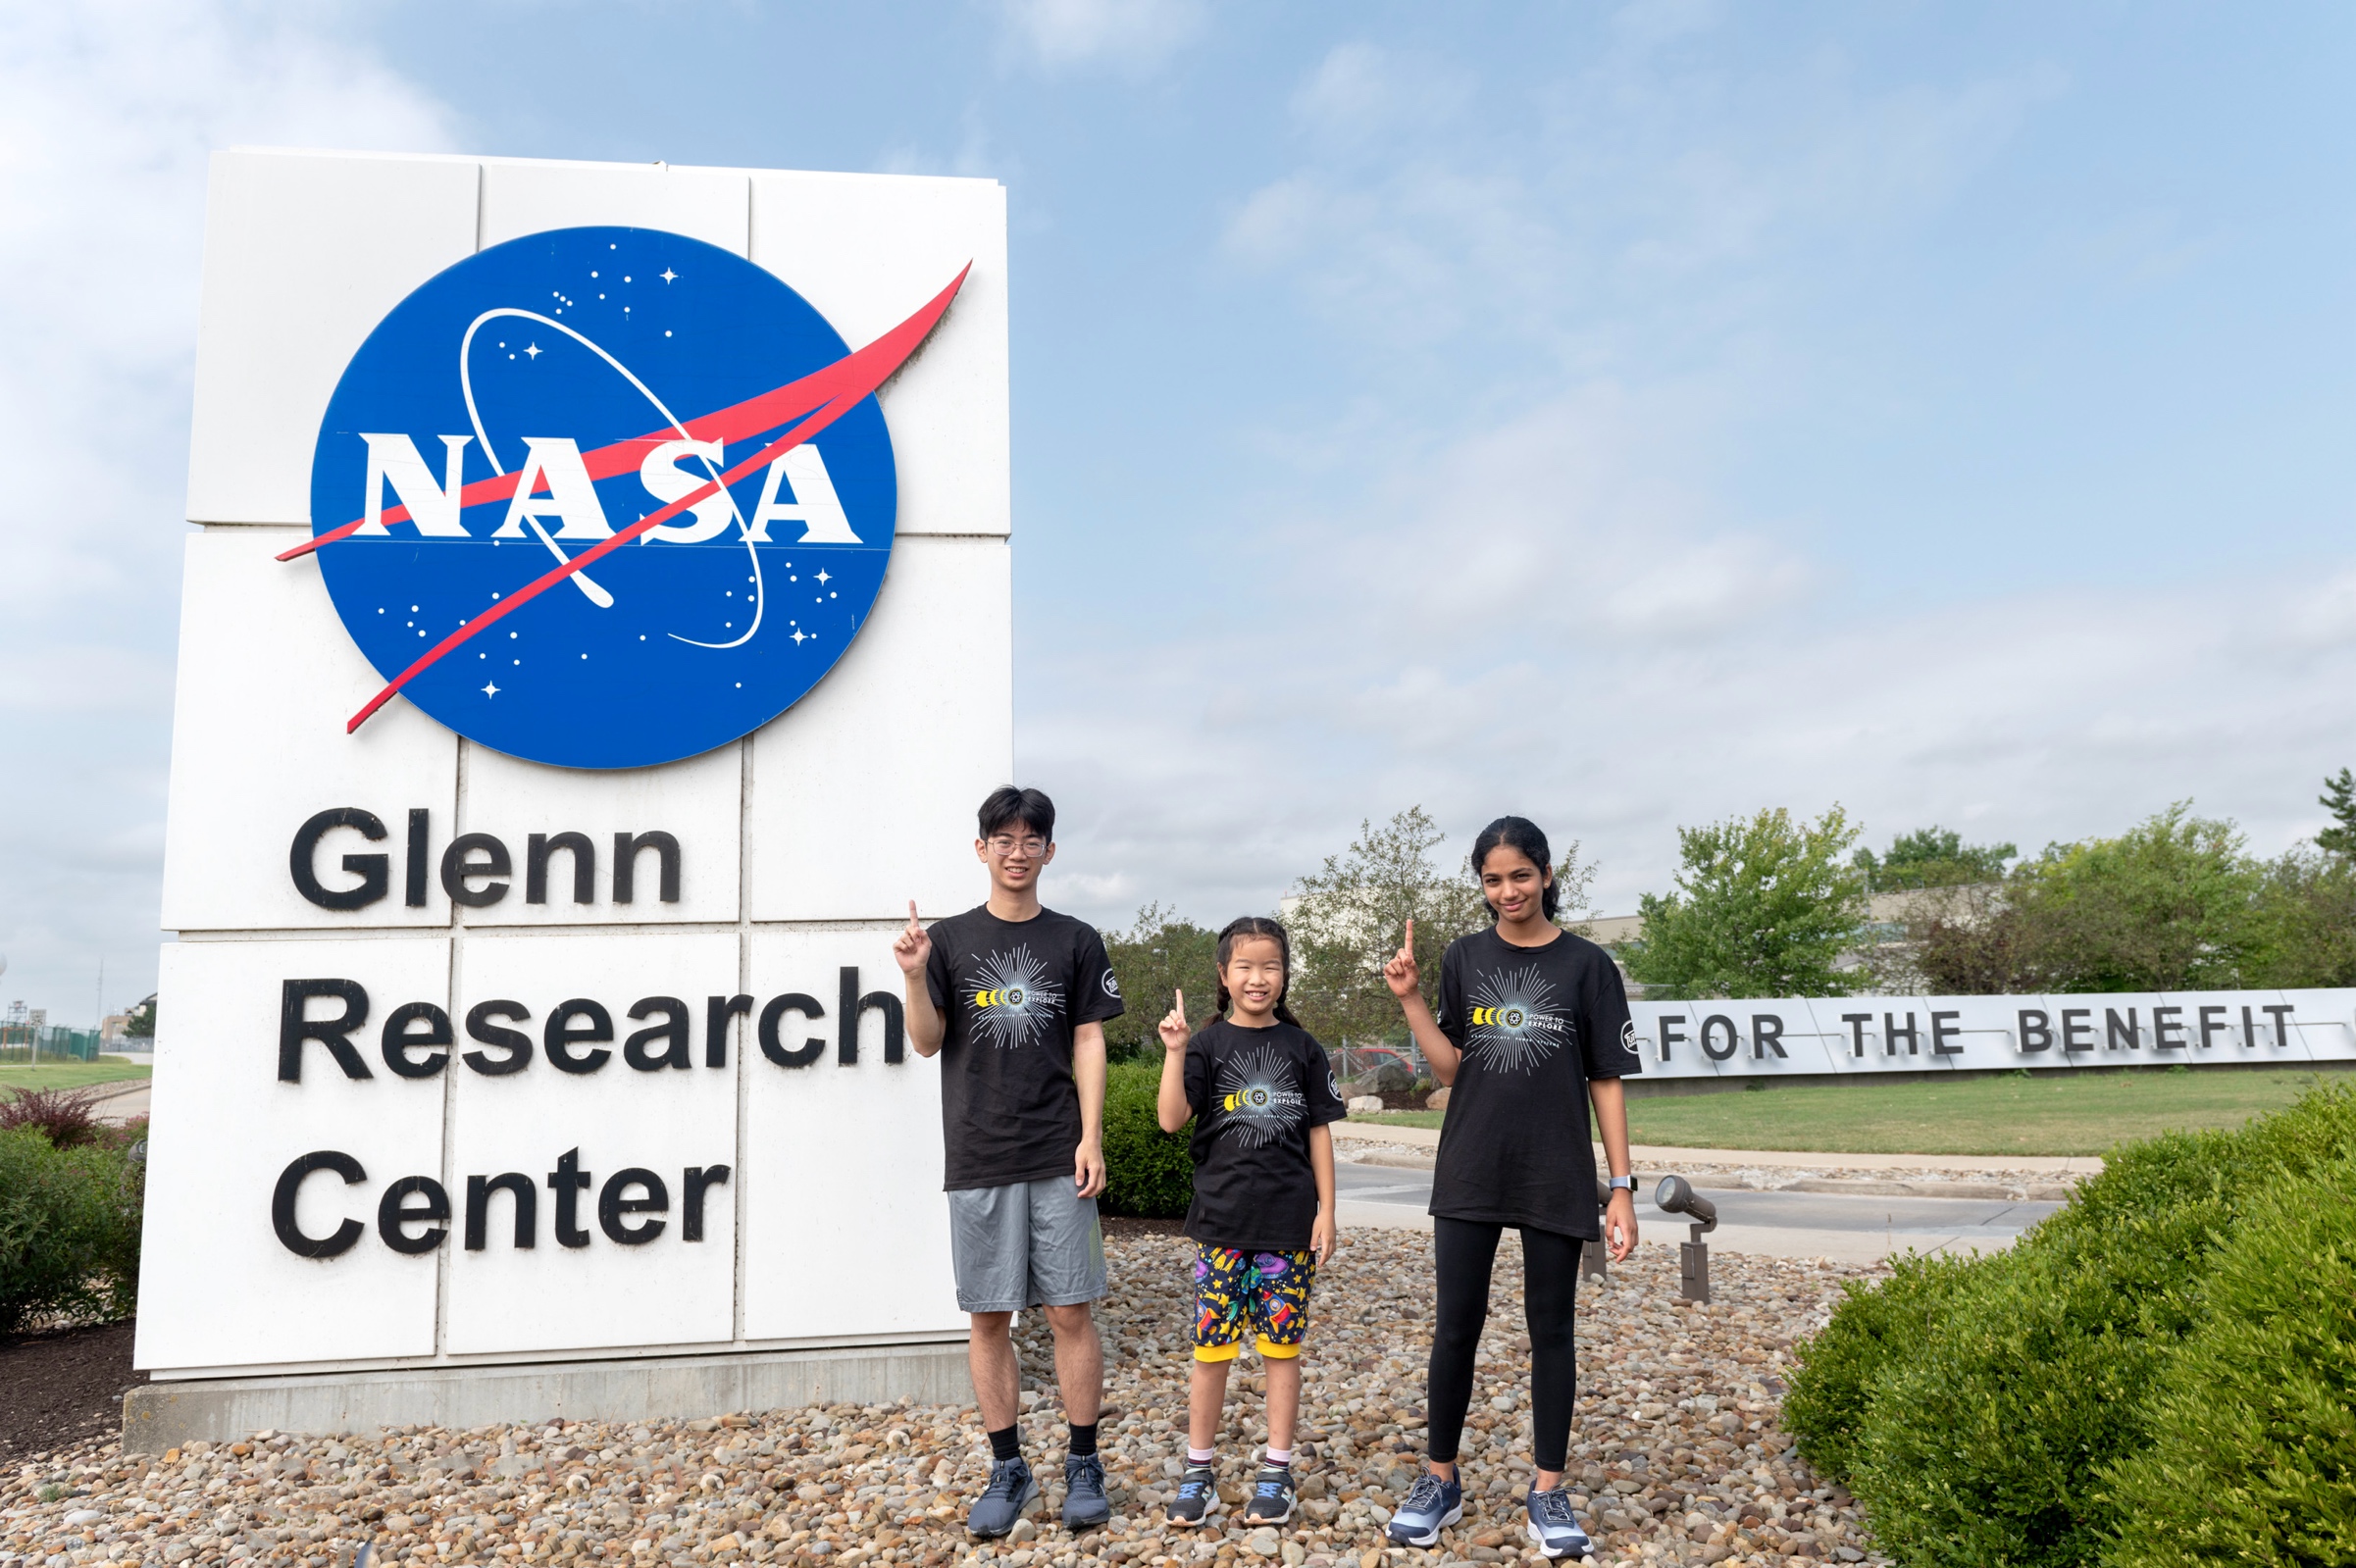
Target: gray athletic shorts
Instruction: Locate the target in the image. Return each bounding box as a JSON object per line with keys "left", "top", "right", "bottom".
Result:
{"left": 947, "top": 1176, "right": 1106, "bottom": 1314}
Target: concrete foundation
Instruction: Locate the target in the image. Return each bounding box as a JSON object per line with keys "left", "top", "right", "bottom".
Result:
{"left": 123, "top": 1341, "right": 971, "bottom": 1453}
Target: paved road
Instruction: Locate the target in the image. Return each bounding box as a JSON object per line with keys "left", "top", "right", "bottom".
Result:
{"left": 1334, "top": 1160, "right": 2063, "bottom": 1264}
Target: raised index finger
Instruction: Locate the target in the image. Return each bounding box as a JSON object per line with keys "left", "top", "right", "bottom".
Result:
{"left": 906, "top": 899, "right": 921, "bottom": 931}
{"left": 1174, "top": 988, "right": 1186, "bottom": 1018}
{"left": 1405, "top": 917, "right": 1415, "bottom": 956}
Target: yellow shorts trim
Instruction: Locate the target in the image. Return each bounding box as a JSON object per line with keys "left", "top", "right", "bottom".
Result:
{"left": 1255, "top": 1337, "right": 1302, "bottom": 1360}
{"left": 1194, "top": 1340, "right": 1243, "bottom": 1363}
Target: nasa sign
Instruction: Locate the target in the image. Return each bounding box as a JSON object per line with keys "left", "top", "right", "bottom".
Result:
{"left": 297, "top": 227, "right": 957, "bottom": 768}
{"left": 139, "top": 151, "right": 1011, "bottom": 1439}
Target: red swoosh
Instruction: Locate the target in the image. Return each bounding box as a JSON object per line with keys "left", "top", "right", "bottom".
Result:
{"left": 337, "top": 264, "right": 968, "bottom": 733}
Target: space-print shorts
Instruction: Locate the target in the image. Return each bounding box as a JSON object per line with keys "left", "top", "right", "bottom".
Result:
{"left": 1191, "top": 1244, "right": 1315, "bottom": 1361}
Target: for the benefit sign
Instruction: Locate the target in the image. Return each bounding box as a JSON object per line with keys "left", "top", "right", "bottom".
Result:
{"left": 142, "top": 151, "right": 1011, "bottom": 1382}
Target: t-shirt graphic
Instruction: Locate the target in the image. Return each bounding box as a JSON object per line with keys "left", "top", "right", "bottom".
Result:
{"left": 923, "top": 905, "right": 1124, "bottom": 1191}
{"left": 965, "top": 944, "right": 1065, "bottom": 1051}
{"left": 1183, "top": 1020, "right": 1349, "bottom": 1251}
{"left": 1463, "top": 960, "right": 1573, "bottom": 1072}
{"left": 1212, "top": 1043, "right": 1310, "bottom": 1147}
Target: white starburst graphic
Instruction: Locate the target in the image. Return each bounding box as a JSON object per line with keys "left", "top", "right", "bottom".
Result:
{"left": 966, "top": 945, "right": 1062, "bottom": 1050}
{"left": 1465, "top": 962, "right": 1571, "bottom": 1072}
{"left": 1213, "top": 1045, "right": 1307, "bottom": 1146}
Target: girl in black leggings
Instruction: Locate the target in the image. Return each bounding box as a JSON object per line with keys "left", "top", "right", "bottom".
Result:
{"left": 1377, "top": 817, "right": 1640, "bottom": 1559}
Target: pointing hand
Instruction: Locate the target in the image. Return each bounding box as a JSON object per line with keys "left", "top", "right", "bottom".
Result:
{"left": 1382, "top": 918, "right": 1420, "bottom": 999}
{"left": 892, "top": 899, "right": 931, "bottom": 977}
{"left": 1158, "top": 989, "right": 1191, "bottom": 1053}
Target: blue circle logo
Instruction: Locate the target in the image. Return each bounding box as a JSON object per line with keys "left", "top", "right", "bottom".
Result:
{"left": 304, "top": 226, "right": 948, "bottom": 769}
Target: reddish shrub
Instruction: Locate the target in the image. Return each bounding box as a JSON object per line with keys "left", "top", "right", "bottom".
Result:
{"left": 0, "top": 1086, "right": 108, "bottom": 1148}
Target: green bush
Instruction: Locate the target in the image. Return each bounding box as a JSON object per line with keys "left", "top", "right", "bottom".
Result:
{"left": 1782, "top": 1250, "right": 1977, "bottom": 1483}
{"left": 2099, "top": 1152, "right": 2356, "bottom": 1566}
{"left": 1101, "top": 1060, "right": 1193, "bottom": 1218}
{"left": 1780, "top": 1082, "right": 2356, "bottom": 1567}
{"left": 0, "top": 1126, "right": 144, "bottom": 1334}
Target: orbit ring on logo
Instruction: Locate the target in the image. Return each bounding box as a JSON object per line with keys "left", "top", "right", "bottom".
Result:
{"left": 287, "top": 227, "right": 966, "bottom": 769}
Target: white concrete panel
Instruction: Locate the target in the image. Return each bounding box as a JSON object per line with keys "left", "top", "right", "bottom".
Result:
{"left": 481, "top": 161, "right": 748, "bottom": 254}
{"left": 741, "top": 930, "right": 962, "bottom": 1342}
{"left": 747, "top": 535, "right": 1010, "bottom": 923}
{"left": 136, "top": 938, "right": 451, "bottom": 1371}
{"left": 161, "top": 529, "right": 457, "bottom": 932}
{"left": 187, "top": 150, "right": 481, "bottom": 525}
{"left": 751, "top": 173, "right": 1008, "bottom": 537}
{"left": 443, "top": 932, "right": 741, "bottom": 1356}
{"left": 461, "top": 742, "right": 741, "bottom": 926}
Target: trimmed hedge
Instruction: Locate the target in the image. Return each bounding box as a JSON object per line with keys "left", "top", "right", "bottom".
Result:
{"left": 1781, "top": 1081, "right": 2356, "bottom": 1568}
{"left": 2101, "top": 1151, "right": 2356, "bottom": 1565}
{"left": 1102, "top": 1060, "right": 1193, "bottom": 1219}
{"left": 0, "top": 1126, "right": 144, "bottom": 1334}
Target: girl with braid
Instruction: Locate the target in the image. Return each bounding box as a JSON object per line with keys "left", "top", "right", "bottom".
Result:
{"left": 1152, "top": 917, "right": 1346, "bottom": 1530}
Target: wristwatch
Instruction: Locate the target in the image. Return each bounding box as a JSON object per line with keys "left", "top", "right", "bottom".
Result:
{"left": 1608, "top": 1175, "right": 1636, "bottom": 1196}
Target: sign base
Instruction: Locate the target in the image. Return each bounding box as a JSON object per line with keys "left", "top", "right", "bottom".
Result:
{"left": 122, "top": 1340, "right": 969, "bottom": 1452}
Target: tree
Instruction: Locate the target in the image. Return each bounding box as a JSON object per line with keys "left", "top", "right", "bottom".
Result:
{"left": 124, "top": 995, "right": 155, "bottom": 1039}
{"left": 1853, "top": 827, "right": 2017, "bottom": 891}
{"left": 1100, "top": 904, "right": 1220, "bottom": 1059}
{"left": 1903, "top": 804, "right": 2273, "bottom": 994}
{"left": 1285, "top": 806, "right": 1587, "bottom": 1049}
{"left": 2318, "top": 768, "right": 2356, "bottom": 858}
{"left": 1621, "top": 806, "right": 1869, "bottom": 998}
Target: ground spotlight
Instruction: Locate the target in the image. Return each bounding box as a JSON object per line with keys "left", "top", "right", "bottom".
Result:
{"left": 1654, "top": 1174, "right": 1718, "bottom": 1304}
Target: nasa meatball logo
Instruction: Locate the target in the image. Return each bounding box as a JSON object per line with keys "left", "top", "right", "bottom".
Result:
{"left": 290, "top": 227, "right": 965, "bottom": 770}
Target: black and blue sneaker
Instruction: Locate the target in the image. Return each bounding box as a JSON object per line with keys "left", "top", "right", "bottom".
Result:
{"left": 1165, "top": 1462, "right": 1219, "bottom": 1527}
{"left": 1386, "top": 1469, "right": 1463, "bottom": 1546}
{"left": 1062, "top": 1452, "right": 1111, "bottom": 1530}
{"left": 966, "top": 1455, "right": 1040, "bottom": 1538}
{"left": 1525, "top": 1486, "right": 1595, "bottom": 1560}
{"left": 1245, "top": 1465, "right": 1297, "bottom": 1525}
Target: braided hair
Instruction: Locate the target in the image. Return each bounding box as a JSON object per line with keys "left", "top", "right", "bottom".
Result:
{"left": 1471, "top": 815, "right": 1560, "bottom": 923}
{"left": 1208, "top": 915, "right": 1304, "bottom": 1028}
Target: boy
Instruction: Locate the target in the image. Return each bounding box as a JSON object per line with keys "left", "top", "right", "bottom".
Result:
{"left": 895, "top": 785, "right": 1125, "bottom": 1538}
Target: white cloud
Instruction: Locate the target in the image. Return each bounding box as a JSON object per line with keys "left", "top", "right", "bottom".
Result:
{"left": 995, "top": 0, "right": 1204, "bottom": 72}
{"left": 0, "top": 0, "right": 457, "bottom": 1020}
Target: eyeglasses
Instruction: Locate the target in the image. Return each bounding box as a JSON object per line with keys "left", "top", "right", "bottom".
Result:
{"left": 987, "top": 835, "right": 1049, "bottom": 856}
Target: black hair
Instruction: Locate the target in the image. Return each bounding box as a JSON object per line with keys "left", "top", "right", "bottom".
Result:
{"left": 1471, "top": 815, "right": 1560, "bottom": 923}
{"left": 1209, "top": 916, "right": 1303, "bottom": 1028}
{"left": 977, "top": 785, "right": 1055, "bottom": 843}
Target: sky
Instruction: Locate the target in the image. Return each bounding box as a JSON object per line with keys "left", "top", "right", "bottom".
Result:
{"left": 2, "top": 0, "right": 2352, "bottom": 1022}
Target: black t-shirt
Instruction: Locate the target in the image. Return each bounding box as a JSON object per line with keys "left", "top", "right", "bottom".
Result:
{"left": 924, "top": 905, "right": 1126, "bottom": 1191}
{"left": 1428, "top": 926, "right": 1640, "bottom": 1239}
{"left": 1182, "top": 1019, "right": 1349, "bottom": 1251}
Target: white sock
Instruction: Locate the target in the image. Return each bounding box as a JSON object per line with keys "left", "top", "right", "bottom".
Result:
{"left": 1188, "top": 1447, "right": 1214, "bottom": 1465}
{"left": 1265, "top": 1448, "right": 1292, "bottom": 1467}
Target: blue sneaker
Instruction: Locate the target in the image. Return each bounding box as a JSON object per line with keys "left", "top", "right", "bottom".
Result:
{"left": 1245, "top": 1464, "right": 1297, "bottom": 1524}
{"left": 1386, "top": 1469, "right": 1463, "bottom": 1546}
{"left": 1525, "top": 1486, "right": 1594, "bottom": 1559}
{"left": 967, "top": 1455, "right": 1040, "bottom": 1538}
{"left": 1063, "top": 1452, "right": 1111, "bottom": 1530}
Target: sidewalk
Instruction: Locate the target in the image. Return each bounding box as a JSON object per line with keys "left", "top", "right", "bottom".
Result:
{"left": 1329, "top": 1118, "right": 2106, "bottom": 1176}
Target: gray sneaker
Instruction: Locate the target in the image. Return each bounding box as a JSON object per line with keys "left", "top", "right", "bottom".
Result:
{"left": 1062, "top": 1452, "right": 1111, "bottom": 1530}
{"left": 1386, "top": 1469, "right": 1462, "bottom": 1546}
{"left": 967, "top": 1455, "right": 1040, "bottom": 1538}
{"left": 1245, "top": 1465, "right": 1297, "bottom": 1524}
{"left": 1525, "top": 1486, "right": 1594, "bottom": 1559}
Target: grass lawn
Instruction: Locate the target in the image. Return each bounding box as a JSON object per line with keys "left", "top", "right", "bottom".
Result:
{"left": 0, "top": 1058, "right": 153, "bottom": 1099}
{"left": 1348, "top": 1066, "right": 2350, "bottom": 1156}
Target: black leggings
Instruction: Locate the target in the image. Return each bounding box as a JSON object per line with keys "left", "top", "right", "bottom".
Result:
{"left": 1425, "top": 1217, "right": 1582, "bottom": 1472}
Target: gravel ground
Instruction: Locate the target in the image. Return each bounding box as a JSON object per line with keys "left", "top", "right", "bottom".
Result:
{"left": 0, "top": 1233, "right": 1882, "bottom": 1568}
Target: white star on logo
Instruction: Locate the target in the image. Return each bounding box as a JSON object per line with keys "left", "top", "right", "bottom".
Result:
{"left": 660, "top": 269, "right": 678, "bottom": 283}
{"left": 483, "top": 682, "right": 500, "bottom": 697}
{"left": 815, "top": 569, "right": 832, "bottom": 584}
{"left": 524, "top": 342, "right": 541, "bottom": 359}
{"left": 791, "top": 630, "right": 807, "bottom": 645}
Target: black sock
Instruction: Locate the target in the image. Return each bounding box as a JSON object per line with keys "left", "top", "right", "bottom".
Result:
{"left": 988, "top": 1425, "right": 1021, "bottom": 1463}
{"left": 1067, "top": 1421, "right": 1098, "bottom": 1458}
